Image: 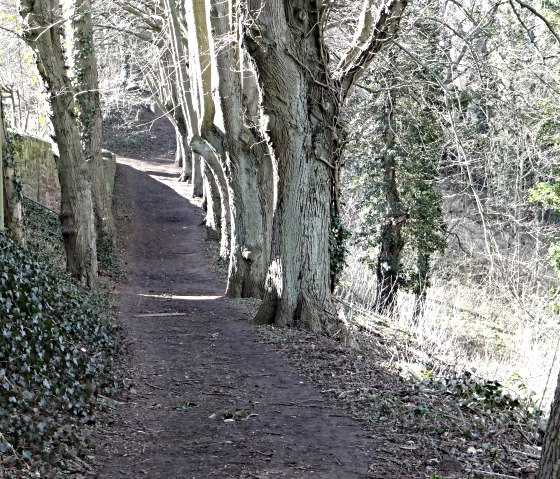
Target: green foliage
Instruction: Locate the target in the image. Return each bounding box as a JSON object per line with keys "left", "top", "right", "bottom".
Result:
{"left": 528, "top": 181, "right": 560, "bottom": 210}
{"left": 424, "top": 371, "right": 543, "bottom": 426}
{"left": 329, "top": 203, "right": 351, "bottom": 284}
{"left": 347, "top": 81, "right": 446, "bottom": 297}
{"left": 0, "top": 234, "right": 117, "bottom": 475}
{"left": 529, "top": 181, "right": 560, "bottom": 303}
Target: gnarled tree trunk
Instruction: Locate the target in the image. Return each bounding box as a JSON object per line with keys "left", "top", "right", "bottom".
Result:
{"left": 22, "top": 0, "right": 97, "bottom": 287}
{"left": 244, "top": 0, "right": 407, "bottom": 333}
{"left": 245, "top": 0, "right": 345, "bottom": 334}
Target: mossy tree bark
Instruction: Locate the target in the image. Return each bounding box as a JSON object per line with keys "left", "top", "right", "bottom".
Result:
{"left": 72, "top": 0, "right": 116, "bottom": 249}
{"left": 22, "top": 0, "right": 98, "bottom": 287}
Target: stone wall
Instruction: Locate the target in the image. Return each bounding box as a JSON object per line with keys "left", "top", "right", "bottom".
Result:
{"left": 10, "top": 132, "right": 60, "bottom": 212}
{"left": 9, "top": 131, "right": 117, "bottom": 214}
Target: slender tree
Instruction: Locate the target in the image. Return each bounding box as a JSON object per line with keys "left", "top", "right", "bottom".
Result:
{"left": 72, "top": 0, "right": 116, "bottom": 248}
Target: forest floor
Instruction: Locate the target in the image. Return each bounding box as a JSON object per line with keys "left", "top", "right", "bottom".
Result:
{"left": 90, "top": 108, "right": 541, "bottom": 479}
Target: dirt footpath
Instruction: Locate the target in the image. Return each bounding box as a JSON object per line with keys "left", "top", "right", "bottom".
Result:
{"left": 93, "top": 133, "right": 382, "bottom": 478}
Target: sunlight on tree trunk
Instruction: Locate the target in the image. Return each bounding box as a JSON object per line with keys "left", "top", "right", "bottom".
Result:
{"left": 72, "top": 0, "right": 116, "bottom": 249}
{"left": 21, "top": 0, "right": 97, "bottom": 287}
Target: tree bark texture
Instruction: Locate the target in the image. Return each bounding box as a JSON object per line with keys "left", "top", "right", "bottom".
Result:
{"left": 72, "top": 0, "right": 116, "bottom": 248}
{"left": 537, "top": 371, "right": 560, "bottom": 478}
{"left": 245, "top": 0, "right": 346, "bottom": 334}
{"left": 375, "top": 96, "right": 406, "bottom": 316}
{"left": 192, "top": 153, "right": 204, "bottom": 197}
{"left": 0, "top": 100, "right": 24, "bottom": 243}
{"left": 174, "top": 126, "right": 184, "bottom": 167}
{"left": 202, "top": 164, "right": 221, "bottom": 240}
{"left": 210, "top": 0, "right": 272, "bottom": 299}
{"left": 22, "top": 0, "right": 98, "bottom": 287}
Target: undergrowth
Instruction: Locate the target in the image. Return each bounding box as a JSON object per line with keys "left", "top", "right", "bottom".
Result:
{"left": 257, "top": 324, "right": 543, "bottom": 477}
{"left": 0, "top": 206, "right": 119, "bottom": 477}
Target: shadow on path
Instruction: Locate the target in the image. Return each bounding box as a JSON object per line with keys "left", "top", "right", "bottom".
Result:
{"left": 93, "top": 153, "right": 379, "bottom": 478}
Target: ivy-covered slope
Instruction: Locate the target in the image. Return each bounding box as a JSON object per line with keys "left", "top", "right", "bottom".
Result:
{"left": 0, "top": 232, "right": 118, "bottom": 477}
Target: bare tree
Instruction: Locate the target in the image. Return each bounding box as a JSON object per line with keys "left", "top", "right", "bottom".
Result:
{"left": 21, "top": 0, "right": 97, "bottom": 286}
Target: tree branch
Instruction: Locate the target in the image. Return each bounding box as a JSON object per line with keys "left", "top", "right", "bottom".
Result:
{"left": 333, "top": 0, "right": 408, "bottom": 101}
{"left": 510, "top": 0, "right": 560, "bottom": 45}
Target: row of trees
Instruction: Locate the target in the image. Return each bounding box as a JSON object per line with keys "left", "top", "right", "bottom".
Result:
{"left": 3, "top": 0, "right": 560, "bottom": 475}
{"left": 94, "top": 0, "right": 408, "bottom": 334}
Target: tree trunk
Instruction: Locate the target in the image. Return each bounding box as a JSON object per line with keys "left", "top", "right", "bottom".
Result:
{"left": 0, "top": 100, "right": 23, "bottom": 243}
{"left": 192, "top": 153, "right": 203, "bottom": 197}
{"left": 374, "top": 94, "right": 406, "bottom": 316}
{"left": 0, "top": 103, "right": 4, "bottom": 233}
{"left": 163, "top": 0, "right": 198, "bottom": 183}
{"left": 202, "top": 164, "right": 221, "bottom": 240}
{"left": 22, "top": 0, "right": 97, "bottom": 287}
{"left": 537, "top": 371, "right": 560, "bottom": 478}
{"left": 209, "top": 0, "right": 272, "bottom": 298}
{"left": 72, "top": 0, "right": 116, "bottom": 248}
{"left": 174, "top": 126, "right": 184, "bottom": 167}
{"left": 245, "top": 1, "right": 347, "bottom": 335}
{"left": 191, "top": 136, "right": 230, "bottom": 260}
{"left": 180, "top": 132, "right": 193, "bottom": 182}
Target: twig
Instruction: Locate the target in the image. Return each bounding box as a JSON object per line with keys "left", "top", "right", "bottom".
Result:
{"left": 465, "top": 469, "right": 518, "bottom": 478}
{"left": 285, "top": 48, "right": 331, "bottom": 89}
{"left": 510, "top": 0, "right": 560, "bottom": 45}
{"left": 145, "top": 381, "right": 165, "bottom": 390}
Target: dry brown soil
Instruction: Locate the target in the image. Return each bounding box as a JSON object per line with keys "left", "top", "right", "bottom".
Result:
{"left": 92, "top": 112, "right": 382, "bottom": 479}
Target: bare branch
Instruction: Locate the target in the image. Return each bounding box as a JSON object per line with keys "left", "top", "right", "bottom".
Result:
{"left": 334, "top": 0, "right": 409, "bottom": 101}
{"left": 510, "top": 0, "right": 560, "bottom": 44}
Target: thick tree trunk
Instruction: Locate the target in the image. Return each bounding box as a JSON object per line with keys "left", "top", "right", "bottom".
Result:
{"left": 245, "top": 1, "right": 347, "bottom": 335}
{"left": 22, "top": 0, "right": 97, "bottom": 287}
{"left": 537, "top": 371, "right": 560, "bottom": 478}
{"left": 209, "top": 0, "right": 272, "bottom": 298}
{"left": 72, "top": 0, "right": 116, "bottom": 248}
